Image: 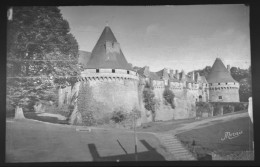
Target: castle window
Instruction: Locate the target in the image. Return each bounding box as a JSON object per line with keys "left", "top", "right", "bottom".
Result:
{"left": 127, "top": 70, "right": 130, "bottom": 74}
{"left": 112, "top": 69, "right": 115, "bottom": 73}
{"left": 219, "top": 96, "right": 222, "bottom": 99}
{"left": 96, "top": 69, "right": 99, "bottom": 73}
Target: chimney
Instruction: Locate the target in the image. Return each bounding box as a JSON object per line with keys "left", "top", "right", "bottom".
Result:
{"left": 182, "top": 70, "right": 185, "bottom": 79}
{"left": 196, "top": 73, "right": 200, "bottom": 82}
{"left": 170, "top": 69, "right": 174, "bottom": 78}
{"left": 227, "top": 65, "right": 230, "bottom": 72}
{"left": 175, "top": 70, "right": 179, "bottom": 80}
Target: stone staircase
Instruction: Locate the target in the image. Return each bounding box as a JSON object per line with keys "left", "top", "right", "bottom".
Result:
{"left": 156, "top": 133, "right": 196, "bottom": 160}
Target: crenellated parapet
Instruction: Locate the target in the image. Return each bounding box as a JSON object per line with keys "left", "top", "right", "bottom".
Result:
{"left": 78, "top": 68, "right": 139, "bottom": 82}
{"left": 208, "top": 82, "right": 239, "bottom": 91}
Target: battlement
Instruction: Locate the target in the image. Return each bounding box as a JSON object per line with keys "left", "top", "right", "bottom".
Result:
{"left": 208, "top": 82, "right": 239, "bottom": 91}
{"left": 79, "top": 68, "right": 139, "bottom": 81}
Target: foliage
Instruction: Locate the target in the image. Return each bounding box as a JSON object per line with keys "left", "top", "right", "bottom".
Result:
{"left": 163, "top": 88, "right": 175, "bottom": 109}
{"left": 111, "top": 107, "right": 128, "bottom": 123}
{"left": 196, "top": 102, "right": 212, "bottom": 117}
{"left": 190, "top": 66, "right": 212, "bottom": 79}
{"left": 143, "top": 87, "right": 157, "bottom": 121}
{"left": 223, "top": 105, "right": 234, "bottom": 114}
{"left": 131, "top": 106, "right": 142, "bottom": 119}
{"left": 77, "top": 82, "right": 96, "bottom": 126}
{"left": 230, "top": 66, "right": 252, "bottom": 102}
{"left": 239, "top": 78, "right": 252, "bottom": 102}
{"left": 196, "top": 102, "right": 248, "bottom": 117}
{"left": 6, "top": 6, "right": 79, "bottom": 112}
{"left": 110, "top": 106, "right": 142, "bottom": 129}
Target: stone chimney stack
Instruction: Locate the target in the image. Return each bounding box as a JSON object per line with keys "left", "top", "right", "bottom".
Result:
{"left": 196, "top": 72, "right": 200, "bottom": 82}
{"left": 192, "top": 71, "right": 195, "bottom": 81}
{"left": 175, "top": 70, "right": 179, "bottom": 80}
{"left": 227, "top": 65, "right": 230, "bottom": 72}
{"left": 182, "top": 70, "right": 185, "bottom": 80}
{"left": 170, "top": 69, "right": 174, "bottom": 78}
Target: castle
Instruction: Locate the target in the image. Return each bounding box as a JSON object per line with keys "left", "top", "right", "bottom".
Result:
{"left": 58, "top": 26, "right": 240, "bottom": 123}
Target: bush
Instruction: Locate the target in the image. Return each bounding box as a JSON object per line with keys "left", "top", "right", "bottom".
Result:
{"left": 223, "top": 105, "right": 234, "bottom": 114}
{"left": 196, "top": 102, "right": 212, "bottom": 117}
{"left": 111, "top": 108, "right": 128, "bottom": 123}
{"left": 163, "top": 88, "right": 175, "bottom": 109}
{"left": 234, "top": 103, "right": 248, "bottom": 112}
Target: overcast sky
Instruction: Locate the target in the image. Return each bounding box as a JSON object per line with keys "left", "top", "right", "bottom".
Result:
{"left": 59, "top": 5, "right": 250, "bottom": 72}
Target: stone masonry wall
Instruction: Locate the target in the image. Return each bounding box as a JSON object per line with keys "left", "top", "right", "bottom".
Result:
{"left": 209, "top": 82, "right": 239, "bottom": 102}
{"left": 88, "top": 78, "right": 140, "bottom": 113}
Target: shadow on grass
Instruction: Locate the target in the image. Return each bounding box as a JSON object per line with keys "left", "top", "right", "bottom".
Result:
{"left": 88, "top": 140, "right": 166, "bottom": 161}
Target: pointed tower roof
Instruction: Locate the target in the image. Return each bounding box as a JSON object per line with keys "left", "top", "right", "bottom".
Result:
{"left": 85, "top": 26, "right": 132, "bottom": 70}
{"left": 207, "top": 58, "right": 238, "bottom": 83}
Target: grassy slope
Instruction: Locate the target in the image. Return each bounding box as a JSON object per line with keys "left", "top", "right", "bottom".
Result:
{"left": 176, "top": 116, "right": 254, "bottom": 157}
{"left": 6, "top": 119, "right": 173, "bottom": 162}
{"left": 137, "top": 110, "right": 248, "bottom": 133}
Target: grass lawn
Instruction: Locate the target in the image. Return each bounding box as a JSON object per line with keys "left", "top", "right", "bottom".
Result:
{"left": 137, "top": 110, "right": 248, "bottom": 133}
{"left": 6, "top": 119, "right": 173, "bottom": 162}
{"left": 176, "top": 116, "right": 254, "bottom": 159}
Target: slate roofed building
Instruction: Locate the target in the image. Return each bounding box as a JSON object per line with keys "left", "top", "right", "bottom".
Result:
{"left": 85, "top": 26, "right": 132, "bottom": 70}
{"left": 207, "top": 58, "right": 240, "bottom": 102}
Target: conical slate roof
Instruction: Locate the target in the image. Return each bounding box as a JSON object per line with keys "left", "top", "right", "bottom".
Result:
{"left": 207, "top": 58, "right": 238, "bottom": 83}
{"left": 86, "top": 26, "right": 132, "bottom": 70}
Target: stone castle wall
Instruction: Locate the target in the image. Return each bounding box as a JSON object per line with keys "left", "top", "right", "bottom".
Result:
{"left": 209, "top": 82, "right": 239, "bottom": 102}
{"left": 79, "top": 69, "right": 140, "bottom": 113}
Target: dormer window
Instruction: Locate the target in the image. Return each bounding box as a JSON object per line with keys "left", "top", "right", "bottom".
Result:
{"left": 127, "top": 70, "right": 130, "bottom": 74}
{"left": 219, "top": 96, "right": 222, "bottom": 99}
{"left": 112, "top": 69, "right": 115, "bottom": 73}
{"left": 218, "top": 83, "right": 220, "bottom": 85}
{"left": 96, "top": 69, "right": 99, "bottom": 73}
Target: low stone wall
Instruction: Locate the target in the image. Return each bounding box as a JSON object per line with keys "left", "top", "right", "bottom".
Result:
{"left": 196, "top": 102, "right": 249, "bottom": 118}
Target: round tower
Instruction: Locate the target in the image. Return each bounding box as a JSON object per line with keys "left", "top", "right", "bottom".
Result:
{"left": 207, "top": 58, "right": 240, "bottom": 102}
{"left": 78, "top": 26, "right": 139, "bottom": 113}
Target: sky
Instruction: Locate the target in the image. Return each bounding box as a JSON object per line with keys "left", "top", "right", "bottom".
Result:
{"left": 59, "top": 5, "right": 250, "bottom": 72}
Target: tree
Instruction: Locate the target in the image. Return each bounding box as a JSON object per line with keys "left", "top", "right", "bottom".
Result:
{"left": 230, "top": 67, "right": 248, "bottom": 82}
{"left": 7, "top": 7, "right": 79, "bottom": 112}
{"left": 230, "top": 66, "right": 252, "bottom": 102}
{"left": 188, "top": 66, "right": 212, "bottom": 79}
{"left": 163, "top": 88, "right": 175, "bottom": 109}
{"left": 143, "top": 82, "right": 158, "bottom": 121}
